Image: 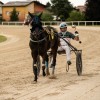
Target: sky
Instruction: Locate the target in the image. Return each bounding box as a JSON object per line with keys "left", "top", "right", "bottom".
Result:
{"left": 0, "top": 0, "right": 86, "bottom": 6}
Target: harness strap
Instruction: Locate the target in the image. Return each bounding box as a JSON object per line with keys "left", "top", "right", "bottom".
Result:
{"left": 30, "top": 37, "right": 46, "bottom": 43}
{"left": 44, "top": 28, "right": 55, "bottom": 40}
{"left": 51, "top": 29, "right": 54, "bottom": 39}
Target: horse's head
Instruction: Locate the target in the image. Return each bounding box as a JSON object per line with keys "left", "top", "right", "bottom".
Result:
{"left": 24, "top": 12, "right": 45, "bottom": 40}
{"left": 24, "top": 12, "right": 42, "bottom": 27}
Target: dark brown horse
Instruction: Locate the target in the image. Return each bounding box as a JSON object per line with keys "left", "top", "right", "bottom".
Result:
{"left": 24, "top": 12, "right": 59, "bottom": 82}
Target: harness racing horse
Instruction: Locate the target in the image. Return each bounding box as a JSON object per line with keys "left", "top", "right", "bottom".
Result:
{"left": 24, "top": 12, "right": 59, "bottom": 82}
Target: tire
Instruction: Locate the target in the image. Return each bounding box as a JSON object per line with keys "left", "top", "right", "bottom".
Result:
{"left": 36, "top": 55, "right": 41, "bottom": 76}
{"left": 76, "top": 52, "right": 82, "bottom": 76}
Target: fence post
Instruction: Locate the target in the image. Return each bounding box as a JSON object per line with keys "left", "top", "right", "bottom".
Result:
{"left": 43, "top": 22, "right": 45, "bottom": 26}
{"left": 92, "top": 21, "right": 94, "bottom": 26}
{"left": 78, "top": 21, "right": 79, "bottom": 26}
{"left": 85, "top": 21, "right": 86, "bottom": 26}
{"left": 72, "top": 21, "right": 73, "bottom": 26}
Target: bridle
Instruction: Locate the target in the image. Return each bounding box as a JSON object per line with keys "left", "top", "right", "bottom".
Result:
{"left": 25, "top": 14, "right": 48, "bottom": 43}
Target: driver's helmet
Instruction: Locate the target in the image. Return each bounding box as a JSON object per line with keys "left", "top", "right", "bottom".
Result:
{"left": 59, "top": 22, "right": 67, "bottom": 28}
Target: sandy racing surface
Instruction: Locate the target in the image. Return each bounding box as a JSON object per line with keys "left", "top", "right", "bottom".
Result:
{"left": 0, "top": 25, "right": 100, "bottom": 100}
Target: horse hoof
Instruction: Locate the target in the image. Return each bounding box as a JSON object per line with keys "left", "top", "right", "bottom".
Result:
{"left": 47, "top": 72, "right": 50, "bottom": 76}
{"left": 46, "top": 70, "right": 50, "bottom": 76}
{"left": 43, "top": 72, "right": 46, "bottom": 76}
{"left": 31, "top": 80, "right": 37, "bottom": 84}
{"left": 50, "top": 64, "right": 53, "bottom": 68}
{"left": 49, "top": 75, "right": 57, "bottom": 79}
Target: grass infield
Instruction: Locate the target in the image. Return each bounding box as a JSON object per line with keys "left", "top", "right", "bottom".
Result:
{"left": 0, "top": 35, "right": 7, "bottom": 43}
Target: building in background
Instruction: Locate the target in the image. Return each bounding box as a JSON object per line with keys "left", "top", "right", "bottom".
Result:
{"left": 76, "top": 5, "right": 86, "bottom": 13}
{"left": 2, "top": 0, "right": 46, "bottom": 21}
{"left": 0, "top": 1, "right": 4, "bottom": 20}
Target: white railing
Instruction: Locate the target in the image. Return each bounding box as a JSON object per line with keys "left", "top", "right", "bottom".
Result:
{"left": 1, "top": 21, "right": 24, "bottom": 25}
{"left": 42, "top": 21, "right": 100, "bottom": 26}
{"left": 0, "top": 21, "right": 100, "bottom": 26}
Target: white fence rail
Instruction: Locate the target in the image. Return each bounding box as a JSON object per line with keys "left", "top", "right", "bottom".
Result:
{"left": 42, "top": 21, "right": 100, "bottom": 26}
{"left": 0, "top": 21, "right": 100, "bottom": 26}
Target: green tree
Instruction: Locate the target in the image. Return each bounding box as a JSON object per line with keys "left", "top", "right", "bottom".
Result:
{"left": 67, "top": 10, "right": 85, "bottom": 21}
{"left": 41, "top": 12, "right": 53, "bottom": 21}
{"left": 10, "top": 7, "right": 19, "bottom": 21}
{"left": 51, "top": 0, "right": 73, "bottom": 20}
{"left": 46, "top": 2, "right": 51, "bottom": 7}
{"left": 46, "top": 2, "right": 52, "bottom": 12}
{"left": 85, "top": 0, "right": 100, "bottom": 21}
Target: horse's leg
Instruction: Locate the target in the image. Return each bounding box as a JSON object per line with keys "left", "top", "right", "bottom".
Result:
{"left": 41, "top": 53, "right": 49, "bottom": 76}
{"left": 31, "top": 51, "right": 38, "bottom": 82}
{"left": 41, "top": 54, "right": 46, "bottom": 76}
{"left": 45, "top": 54, "right": 50, "bottom": 75}
{"left": 51, "top": 48, "right": 57, "bottom": 75}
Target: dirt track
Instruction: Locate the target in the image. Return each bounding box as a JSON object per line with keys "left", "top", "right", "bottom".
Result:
{"left": 0, "top": 25, "right": 100, "bottom": 100}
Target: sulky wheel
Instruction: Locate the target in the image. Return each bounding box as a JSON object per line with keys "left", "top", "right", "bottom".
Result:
{"left": 76, "top": 52, "right": 82, "bottom": 76}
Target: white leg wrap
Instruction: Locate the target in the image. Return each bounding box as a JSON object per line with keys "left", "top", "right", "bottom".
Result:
{"left": 42, "top": 64, "right": 45, "bottom": 66}
{"left": 34, "top": 64, "right": 37, "bottom": 66}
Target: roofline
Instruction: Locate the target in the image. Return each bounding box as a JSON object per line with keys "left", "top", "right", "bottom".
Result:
{"left": 2, "top": 1, "right": 46, "bottom": 7}
{"left": 33, "top": 1, "right": 46, "bottom": 7}
{"left": 2, "top": 5, "right": 27, "bottom": 7}
{"left": 0, "top": 1, "right": 4, "bottom": 4}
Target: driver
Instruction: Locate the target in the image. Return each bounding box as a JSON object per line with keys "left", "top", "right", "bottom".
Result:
{"left": 58, "top": 22, "right": 79, "bottom": 65}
